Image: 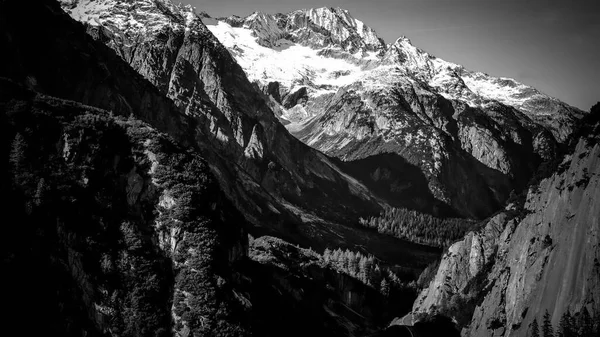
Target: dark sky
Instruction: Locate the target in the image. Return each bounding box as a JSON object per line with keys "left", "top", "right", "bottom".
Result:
{"left": 180, "top": 0, "right": 600, "bottom": 111}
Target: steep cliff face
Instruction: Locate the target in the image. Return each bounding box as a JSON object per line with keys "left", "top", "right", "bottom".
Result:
{"left": 409, "top": 108, "right": 600, "bottom": 336}
{"left": 203, "top": 7, "right": 582, "bottom": 218}
{"left": 0, "top": 79, "right": 250, "bottom": 337}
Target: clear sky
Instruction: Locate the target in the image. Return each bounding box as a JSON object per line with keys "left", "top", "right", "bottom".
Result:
{"left": 179, "top": 0, "right": 599, "bottom": 111}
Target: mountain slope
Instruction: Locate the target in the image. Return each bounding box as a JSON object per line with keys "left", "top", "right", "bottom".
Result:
{"left": 407, "top": 105, "right": 600, "bottom": 336}
{"left": 57, "top": 0, "right": 388, "bottom": 225}
{"left": 0, "top": 1, "right": 436, "bottom": 335}
{"left": 0, "top": 0, "right": 441, "bottom": 271}
{"left": 201, "top": 8, "right": 583, "bottom": 218}
{"left": 54, "top": 0, "right": 452, "bottom": 269}
{"left": 0, "top": 78, "right": 250, "bottom": 336}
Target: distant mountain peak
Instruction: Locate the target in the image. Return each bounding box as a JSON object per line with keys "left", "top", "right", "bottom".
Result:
{"left": 220, "top": 6, "right": 385, "bottom": 52}
{"left": 59, "top": 0, "right": 201, "bottom": 38}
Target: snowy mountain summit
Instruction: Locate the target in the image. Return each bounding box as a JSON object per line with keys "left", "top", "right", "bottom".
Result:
{"left": 204, "top": 8, "right": 580, "bottom": 141}
{"left": 60, "top": 0, "right": 584, "bottom": 218}
{"left": 221, "top": 7, "right": 385, "bottom": 53}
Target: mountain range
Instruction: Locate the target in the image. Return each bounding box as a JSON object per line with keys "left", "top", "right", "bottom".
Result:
{"left": 1, "top": 0, "right": 598, "bottom": 336}
{"left": 201, "top": 6, "right": 584, "bottom": 218}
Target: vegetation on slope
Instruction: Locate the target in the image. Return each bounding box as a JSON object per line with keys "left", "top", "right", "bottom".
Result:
{"left": 1, "top": 80, "right": 249, "bottom": 336}
{"left": 359, "top": 206, "right": 477, "bottom": 248}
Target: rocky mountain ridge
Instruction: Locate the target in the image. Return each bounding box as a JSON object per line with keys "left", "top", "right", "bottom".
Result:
{"left": 200, "top": 6, "right": 584, "bottom": 218}
{"left": 2, "top": 1, "right": 598, "bottom": 336}
{"left": 204, "top": 7, "right": 582, "bottom": 141}
{"left": 57, "top": 0, "right": 417, "bottom": 251}
{"left": 217, "top": 7, "right": 385, "bottom": 53}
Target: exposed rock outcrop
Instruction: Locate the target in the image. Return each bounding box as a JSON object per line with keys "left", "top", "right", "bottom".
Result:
{"left": 409, "top": 108, "right": 600, "bottom": 336}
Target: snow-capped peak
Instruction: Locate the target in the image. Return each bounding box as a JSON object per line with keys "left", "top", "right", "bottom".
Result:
{"left": 59, "top": 0, "right": 202, "bottom": 38}
{"left": 59, "top": 0, "right": 580, "bottom": 143}
{"left": 232, "top": 7, "right": 385, "bottom": 53}
{"left": 286, "top": 7, "right": 385, "bottom": 52}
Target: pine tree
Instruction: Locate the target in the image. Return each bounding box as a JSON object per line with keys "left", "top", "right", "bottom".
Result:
{"left": 531, "top": 317, "right": 540, "bottom": 337}
{"left": 567, "top": 311, "right": 577, "bottom": 337}
{"left": 580, "top": 307, "right": 593, "bottom": 337}
{"left": 543, "top": 310, "right": 554, "bottom": 337}
{"left": 332, "top": 249, "right": 342, "bottom": 269}
{"left": 595, "top": 309, "right": 600, "bottom": 337}
{"left": 34, "top": 177, "right": 46, "bottom": 206}
{"left": 339, "top": 249, "right": 349, "bottom": 271}
{"left": 358, "top": 256, "right": 369, "bottom": 283}
{"left": 349, "top": 251, "right": 361, "bottom": 276}
{"left": 323, "top": 248, "right": 332, "bottom": 265}
{"left": 380, "top": 278, "right": 390, "bottom": 297}
{"left": 558, "top": 311, "right": 572, "bottom": 337}
{"left": 9, "top": 133, "right": 26, "bottom": 170}
{"left": 372, "top": 265, "right": 382, "bottom": 286}
{"left": 9, "top": 133, "right": 28, "bottom": 187}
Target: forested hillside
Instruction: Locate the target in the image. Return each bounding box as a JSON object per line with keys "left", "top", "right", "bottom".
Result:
{"left": 1, "top": 80, "right": 249, "bottom": 336}
{"left": 359, "top": 206, "right": 477, "bottom": 248}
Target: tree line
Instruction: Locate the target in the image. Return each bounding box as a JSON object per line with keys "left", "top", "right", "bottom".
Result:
{"left": 359, "top": 206, "right": 476, "bottom": 248}
{"left": 529, "top": 308, "right": 600, "bottom": 337}
{"left": 322, "top": 247, "right": 415, "bottom": 296}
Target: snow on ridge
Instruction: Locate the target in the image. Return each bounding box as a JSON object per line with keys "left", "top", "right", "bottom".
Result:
{"left": 237, "top": 6, "right": 385, "bottom": 52}
{"left": 206, "top": 19, "right": 381, "bottom": 104}
{"left": 60, "top": 0, "right": 201, "bottom": 38}
{"left": 60, "top": 0, "right": 569, "bottom": 118}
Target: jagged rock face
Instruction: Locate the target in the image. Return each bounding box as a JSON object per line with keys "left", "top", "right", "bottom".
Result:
{"left": 220, "top": 7, "right": 385, "bottom": 53}
{"left": 202, "top": 7, "right": 583, "bottom": 218}
{"left": 410, "top": 117, "right": 600, "bottom": 336}
{"left": 411, "top": 213, "right": 511, "bottom": 313}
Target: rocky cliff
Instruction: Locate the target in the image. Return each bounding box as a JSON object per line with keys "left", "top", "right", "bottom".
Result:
{"left": 408, "top": 105, "right": 600, "bottom": 336}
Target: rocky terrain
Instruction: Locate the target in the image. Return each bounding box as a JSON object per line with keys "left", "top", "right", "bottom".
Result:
{"left": 0, "top": 1, "right": 436, "bottom": 336}
{"left": 57, "top": 0, "right": 438, "bottom": 245}
{"left": 405, "top": 105, "right": 600, "bottom": 336}
{"left": 201, "top": 7, "right": 584, "bottom": 218}
{"left": 1, "top": 0, "right": 598, "bottom": 336}
{"left": 6, "top": 0, "right": 430, "bottom": 266}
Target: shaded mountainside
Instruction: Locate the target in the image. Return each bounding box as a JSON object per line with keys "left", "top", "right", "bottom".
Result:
{"left": 201, "top": 6, "right": 583, "bottom": 218}
{"left": 57, "top": 0, "right": 385, "bottom": 225}
{"left": 0, "top": 0, "right": 413, "bottom": 264}
{"left": 0, "top": 79, "right": 249, "bottom": 337}
{"left": 405, "top": 105, "right": 600, "bottom": 336}
{"left": 241, "top": 236, "right": 419, "bottom": 337}
{"left": 0, "top": 1, "right": 442, "bottom": 336}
